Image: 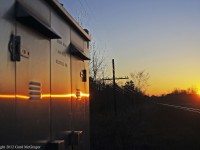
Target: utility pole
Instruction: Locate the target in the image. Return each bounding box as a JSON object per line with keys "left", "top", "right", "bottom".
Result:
{"left": 112, "top": 59, "right": 117, "bottom": 116}
{"left": 102, "top": 59, "right": 128, "bottom": 116}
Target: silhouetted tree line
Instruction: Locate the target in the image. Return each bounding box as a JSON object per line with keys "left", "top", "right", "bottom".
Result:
{"left": 151, "top": 88, "right": 198, "bottom": 106}
{"left": 89, "top": 77, "right": 147, "bottom": 114}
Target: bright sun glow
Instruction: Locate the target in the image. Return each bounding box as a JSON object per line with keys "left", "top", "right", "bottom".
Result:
{"left": 196, "top": 89, "right": 200, "bottom": 96}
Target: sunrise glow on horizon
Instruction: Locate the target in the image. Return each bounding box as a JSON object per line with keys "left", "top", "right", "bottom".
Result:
{"left": 59, "top": 0, "right": 200, "bottom": 96}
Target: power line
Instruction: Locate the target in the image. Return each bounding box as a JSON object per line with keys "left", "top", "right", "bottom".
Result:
{"left": 62, "top": 0, "right": 104, "bottom": 55}
{"left": 83, "top": 0, "right": 93, "bottom": 14}
{"left": 77, "top": 0, "right": 87, "bottom": 13}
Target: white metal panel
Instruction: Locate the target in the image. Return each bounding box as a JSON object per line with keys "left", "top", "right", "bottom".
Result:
{"left": 15, "top": 18, "right": 51, "bottom": 143}
{"left": 50, "top": 7, "right": 72, "bottom": 142}
{"left": 0, "top": 0, "right": 16, "bottom": 144}
{"left": 17, "top": 0, "right": 51, "bottom": 26}
{"left": 71, "top": 28, "right": 84, "bottom": 52}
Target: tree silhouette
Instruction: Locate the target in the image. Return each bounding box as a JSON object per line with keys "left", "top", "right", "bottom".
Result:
{"left": 123, "top": 80, "right": 135, "bottom": 94}
{"left": 130, "top": 70, "right": 149, "bottom": 94}
{"left": 89, "top": 41, "right": 106, "bottom": 81}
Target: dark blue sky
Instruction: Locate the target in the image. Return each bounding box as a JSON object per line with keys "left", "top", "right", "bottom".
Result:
{"left": 59, "top": 0, "right": 200, "bottom": 95}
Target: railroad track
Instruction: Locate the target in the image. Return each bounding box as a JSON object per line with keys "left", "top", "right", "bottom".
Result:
{"left": 157, "top": 103, "right": 200, "bottom": 114}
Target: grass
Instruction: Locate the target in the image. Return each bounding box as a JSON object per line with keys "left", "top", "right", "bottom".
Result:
{"left": 90, "top": 101, "right": 200, "bottom": 150}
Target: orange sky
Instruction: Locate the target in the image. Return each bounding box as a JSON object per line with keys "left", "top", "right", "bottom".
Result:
{"left": 60, "top": 0, "right": 200, "bottom": 96}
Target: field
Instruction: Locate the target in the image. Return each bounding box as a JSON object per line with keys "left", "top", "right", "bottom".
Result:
{"left": 90, "top": 100, "right": 200, "bottom": 150}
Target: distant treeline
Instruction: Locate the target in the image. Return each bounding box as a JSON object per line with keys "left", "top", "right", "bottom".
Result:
{"left": 89, "top": 78, "right": 148, "bottom": 115}
{"left": 151, "top": 88, "right": 200, "bottom": 107}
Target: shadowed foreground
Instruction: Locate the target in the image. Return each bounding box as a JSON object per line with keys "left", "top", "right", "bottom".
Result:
{"left": 90, "top": 101, "right": 200, "bottom": 150}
